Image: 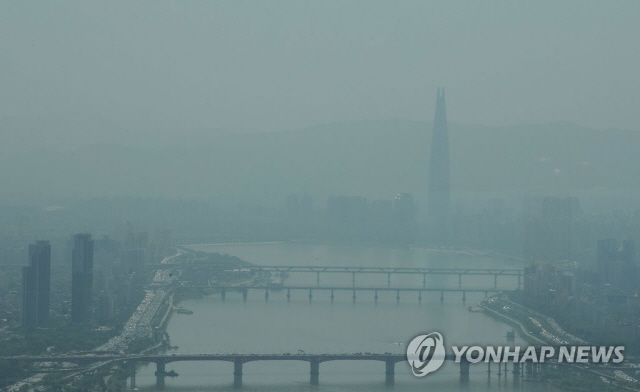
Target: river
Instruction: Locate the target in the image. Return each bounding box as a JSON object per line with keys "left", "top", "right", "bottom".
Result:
{"left": 133, "top": 242, "right": 560, "bottom": 391}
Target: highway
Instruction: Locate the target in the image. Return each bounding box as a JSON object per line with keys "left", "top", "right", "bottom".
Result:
{"left": 5, "top": 253, "right": 181, "bottom": 391}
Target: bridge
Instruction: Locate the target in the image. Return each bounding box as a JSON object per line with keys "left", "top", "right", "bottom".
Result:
{"left": 147, "top": 264, "right": 523, "bottom": 289}
{"left": 253, "top": 266, "right": 522, "bottom": 289}
{"left": 204, "top": 284, "right": 501, "bottom": 304}
{"left": 7, "top": 350, "right": 619, "bottom": 390}
{"left": 1, "top": 352, "right": 486, "bottom": 389}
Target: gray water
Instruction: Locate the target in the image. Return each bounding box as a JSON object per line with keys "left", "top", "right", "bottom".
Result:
{"left": 133, "top": 243, "right": 559, "bottom": 391}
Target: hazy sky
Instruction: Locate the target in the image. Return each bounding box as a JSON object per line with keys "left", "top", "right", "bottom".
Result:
{"left": 2, "top": 1, "right": 639, "bottom": 136}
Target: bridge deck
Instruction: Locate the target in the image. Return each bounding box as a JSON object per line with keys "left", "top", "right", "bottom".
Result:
{"left": 205, "top": 285, "right": 502, "bottom": 293}
{"left": 232, "top": 265, "right": 520, "bottom": 275}
{"left": 146, "top": 265, "right": 522, "bottom": 276}
{"left": 2, "top": 353, "right": 441, "bottom": 364}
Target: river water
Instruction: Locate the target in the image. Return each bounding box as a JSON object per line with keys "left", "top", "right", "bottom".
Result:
{"left": 133, "top": 242, "right": 559, "bottom": 391}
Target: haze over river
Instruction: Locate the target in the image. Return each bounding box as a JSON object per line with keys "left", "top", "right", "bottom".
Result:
{"left": 134, "top": 242, "right": 559, "bottom": 391}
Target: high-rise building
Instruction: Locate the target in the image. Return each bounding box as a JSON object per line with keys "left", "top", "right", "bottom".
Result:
{"left": 22, "top": 241, "right": 51, "bottom": 327}
{"left": 97, "top": 295, "right": 116, "bottom": 324}
{"left": 71, "top": 234, "right": 94, "bottom": 324}
{"left": 597, "top": 239, "right": 637, "bottom": 293}
{"left": 523, "top": 197, "right": 580, "bottom": 262}
{"left": 427, "top": 88, "right": 451, "bottom": 242}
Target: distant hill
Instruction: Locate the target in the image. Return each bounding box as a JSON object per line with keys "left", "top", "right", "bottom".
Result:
{"left": 1, "top": 119, "right": 638, "bottom": 205}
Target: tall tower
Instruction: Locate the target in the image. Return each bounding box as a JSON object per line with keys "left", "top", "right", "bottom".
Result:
{"left": 71, "top": 233, "right": 94, "bottom": 324}
{"left": 427, "top": 87, "right": 451, "bottom": 222}
{"left": 22, "top": 241, "right": 51, "bottom": 327}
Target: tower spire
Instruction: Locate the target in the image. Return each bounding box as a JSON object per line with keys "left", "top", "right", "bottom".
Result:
{"left": 427, "top": 87, "right": 451, "bottom": 241}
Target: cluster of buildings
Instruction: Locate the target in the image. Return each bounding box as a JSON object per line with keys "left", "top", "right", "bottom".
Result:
{"left": 20, "top": 229, "right": 171, "bottom": 328}
{"left": 522, "top": 238, "right": 640, "bottom": 347}
{"left": 523, "top": 239, "right": 638, "bottom": 306}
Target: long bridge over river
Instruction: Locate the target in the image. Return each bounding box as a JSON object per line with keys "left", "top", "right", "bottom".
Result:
{"left": 205, "top": 284, "right": 501, "bottom": 304}
{"left": 250, "top": 266, "right": 522, "bottom": 288}
{"left": 2, "top": 352, "right": 532, "bottom": 389}
{"left": 149, "top": 264, "right": 523, "bottom": 290}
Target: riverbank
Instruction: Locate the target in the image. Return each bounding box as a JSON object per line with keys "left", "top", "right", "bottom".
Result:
{"left": 481, "top": 293, "right": 588, "bottom": 346}
{"left": 480, "top": 293, "right": 640, "bottom": 392}
{"left": 478, "top": 300, "right": 548, "bottom": 345}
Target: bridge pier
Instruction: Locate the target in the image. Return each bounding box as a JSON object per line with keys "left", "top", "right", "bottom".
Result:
{"left": 309, "top": 289, "right": 313, "bottom": 303}
{"left": 310, "top": 359, "right": 319, "bottom": 385}
{"left": 265, "top": 289, "right": 269, "bottom": 302}
{"left": 352, "top": 289, "right": 356, "bottom": 303}
{"left": 418, "top": 291, "right": 422, "bottom": 304}
{"left": 459, "top": 358, "right": 470, "bottom": 376}
{"left": 396, "top": 290, "right": 400, "bottom": 305}
{"left": 512, "top": 362, "right": 521, "bottom": 388}
{"left": 234, "top": 359, "right": 243, "bottom": 389}
{"left": 242, "top": 289, "right": 247, "bottom": 302}
{"left": 287, "top": 288, "right": 291, "bottom": 303}
{"left": 221, "top": 289, "right": 226, "bottom": 302}
{"left": 374, "top": 289, "right": 378, "bottom": 305}
{"left": 512, "top": 362, "right": 520, "bottom": 376}
{"left": 385, "top": 359, "right": 395, "bottom": 386}
{"left": 459, "top": 357, "right": 470, "bottom": 388}
{"left": 156, "top": 360, "right": 166, "bottom": 390}
{"left": 440, "top": 291, "right": 444, "bottom": 303}
{"left": 462, "top": 291, "right": 466, "bottom": 303}
{"left": 128, "top": 362, "right": 137, "bottom": 389}
{"left": 330, "top": 289, "right": 334, "bottom": 303}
